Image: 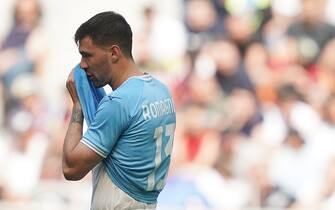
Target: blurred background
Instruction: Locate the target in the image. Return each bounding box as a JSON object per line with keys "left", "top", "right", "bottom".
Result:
{"left": 0, "top": 0, "right": 335, "bottom": 209}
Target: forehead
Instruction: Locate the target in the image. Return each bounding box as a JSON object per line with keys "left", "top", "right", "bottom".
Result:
{"left": 78, "top": 36, "right": 100, "bottom": 52}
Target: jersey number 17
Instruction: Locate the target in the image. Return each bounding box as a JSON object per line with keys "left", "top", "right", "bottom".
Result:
{"left": 147, "top": 123, "right": 176, "bottom": 191}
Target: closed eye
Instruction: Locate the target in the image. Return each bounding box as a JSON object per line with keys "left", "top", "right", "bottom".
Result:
{"left": 79, "top": 51, "right": 92, "bottom": 58}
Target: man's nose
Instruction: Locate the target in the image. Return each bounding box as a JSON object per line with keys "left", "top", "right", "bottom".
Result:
{"left": 80, "top": 58, "right": 88, "bottom": 70}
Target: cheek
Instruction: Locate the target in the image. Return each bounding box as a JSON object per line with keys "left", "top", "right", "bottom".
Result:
{"left": 90, "top": 56, "right": 105, "bottom": 71}
{"left": 94, "top": 59, "right": 110, "bottom": 82}
{"left": 97, "top": 60, "right": 110, "bottom": 75}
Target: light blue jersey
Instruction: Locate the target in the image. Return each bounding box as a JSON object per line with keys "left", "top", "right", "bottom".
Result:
{"left": 81, "top": 74, "right": 176, "bottom": 204}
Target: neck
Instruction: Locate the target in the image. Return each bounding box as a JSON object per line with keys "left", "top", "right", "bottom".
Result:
{"left": 109, "top": 60, "right": 143, "bottom": 90}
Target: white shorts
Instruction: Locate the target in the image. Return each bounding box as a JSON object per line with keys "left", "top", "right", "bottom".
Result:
{"left": 90, "top": 164, "right": 157, "bottom": 210}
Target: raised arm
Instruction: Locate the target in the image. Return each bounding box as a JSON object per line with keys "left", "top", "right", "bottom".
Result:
{"left": 62, "top": 69, "right": 103, "bottom": 180}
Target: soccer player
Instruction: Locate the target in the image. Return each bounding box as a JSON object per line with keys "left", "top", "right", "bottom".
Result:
{"left": 62, "top": 11, "right": 176, "bottom": 210}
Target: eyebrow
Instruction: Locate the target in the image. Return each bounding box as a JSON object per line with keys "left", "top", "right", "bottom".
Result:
{"left": 79, "top": 50, "right": 93, "bottom": 57}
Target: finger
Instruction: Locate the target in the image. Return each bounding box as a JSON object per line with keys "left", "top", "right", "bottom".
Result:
{"left": 66, "top": 68, "right": 80, "bottom": 105}
{"left": 67, "top": 68, "right": 75, "bottom": 83}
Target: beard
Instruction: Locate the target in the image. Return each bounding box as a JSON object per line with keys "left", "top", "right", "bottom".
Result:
{"left": 87, "top": 75, "right": 106, "bottom": 88}
{"left": 92, "top": 78, "right": 106, "bottom": 88}
{"left": 87, "top": 59, "right": 111, "bottom": 88}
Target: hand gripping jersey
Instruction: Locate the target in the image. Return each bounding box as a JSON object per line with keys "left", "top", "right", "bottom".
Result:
{"left": 81, "top": 73, "right": 176, "bottom": 204}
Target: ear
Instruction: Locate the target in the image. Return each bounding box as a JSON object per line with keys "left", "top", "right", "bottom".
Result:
{"left": 108, "top": 45, "right": 121, "bottom": 63}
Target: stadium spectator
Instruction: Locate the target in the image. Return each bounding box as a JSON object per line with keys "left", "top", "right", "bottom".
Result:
{"left": 0, "top": 0, "right": 47, "bottom": 127}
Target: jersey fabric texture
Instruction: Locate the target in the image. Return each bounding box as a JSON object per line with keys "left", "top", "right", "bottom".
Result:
{"left": 80, "top": 73, "right": 176, "bottom": 204}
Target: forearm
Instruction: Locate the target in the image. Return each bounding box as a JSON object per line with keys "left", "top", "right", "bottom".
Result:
{"left": 63, "top": 105, "right": 84, "bottom": 169}
{"left": 63, "top": 69, "right": 104, "bottom": 180}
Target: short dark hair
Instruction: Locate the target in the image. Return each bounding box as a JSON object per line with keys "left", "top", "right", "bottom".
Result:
{"left": 75, "top": 11, "right": 133, "bottom": 58}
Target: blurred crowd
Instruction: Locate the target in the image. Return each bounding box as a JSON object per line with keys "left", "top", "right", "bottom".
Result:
{"left": 0, "top": 0, "right": 335, "bottom": 210}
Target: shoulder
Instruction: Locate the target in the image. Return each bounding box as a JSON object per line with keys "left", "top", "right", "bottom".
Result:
{"left": 96, "top": 81, "right": 143, "bottom": 116}
{"left": 107, "top": 80, "right": 143, "bottom": 107}
{"left": 96, "top": 95, "right": 126, "bottom": 115}
{"left": 147, "top": 75, "right": 172, "bottom": 95}
{"left": 109, "top": 75, "right": 155, "bottom": 103}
